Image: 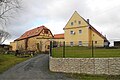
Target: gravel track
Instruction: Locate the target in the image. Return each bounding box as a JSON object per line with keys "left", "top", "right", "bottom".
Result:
{"left": 0, "top": 54, "right": 75, "bottom": 80}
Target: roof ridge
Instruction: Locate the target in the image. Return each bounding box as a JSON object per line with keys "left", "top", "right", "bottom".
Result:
{"left": 15, "top": 25, "right": 47, "bottom": 41}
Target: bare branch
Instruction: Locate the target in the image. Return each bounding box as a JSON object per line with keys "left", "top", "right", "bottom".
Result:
{"left": 0, "top": 0, "right": 22, "bottom": 43}
{"left": 0, "top": 29, "right": 11, "bottom": 44}
{"left": 0, "top": 0, "right": 22, "bottom": 29}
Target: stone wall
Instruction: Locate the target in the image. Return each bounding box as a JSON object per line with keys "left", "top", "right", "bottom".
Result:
{"left": 49, "top": 57, "right": 120, "bottom": 75}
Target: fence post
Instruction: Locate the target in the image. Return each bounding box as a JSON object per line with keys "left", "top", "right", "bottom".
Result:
{"left": 63, "top": 41, "right": 65, "bottom": 58}
{"left": 50, "top": 41, "right": 52, "bottom": 56}
{"left": 92, "top": 40, "right": 94, "bottom": 57}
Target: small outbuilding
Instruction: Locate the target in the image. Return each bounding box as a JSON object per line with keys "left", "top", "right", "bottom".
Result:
{"left": 114, "top": 41, "right": 120, "bottom": 47}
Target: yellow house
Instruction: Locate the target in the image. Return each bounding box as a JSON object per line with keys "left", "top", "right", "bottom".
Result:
{"left": 55, "top": 11, "right": 109, "bottom": 47}
{"left": 10, "top": 26, "right": 53, "bottom": 52}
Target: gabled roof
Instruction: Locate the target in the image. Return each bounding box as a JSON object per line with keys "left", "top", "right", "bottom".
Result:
{"left": 15, "top": 25, "right": 53, "bottom": 41}
{"left": 63, "top": 11, "right": 88, "bottom": 30}
{"left": 80, "top": 16, "right": 108, "bottom": 41}
{"left": 54, "top": 34, "right": 64, "bottom": 39}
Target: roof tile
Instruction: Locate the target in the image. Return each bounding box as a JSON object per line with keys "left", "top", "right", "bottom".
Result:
{"left": 54, "top": 34, "right": 64, "bottom": 39}
{"left": 15, "top": 25, "right": 49, "bottom": 40}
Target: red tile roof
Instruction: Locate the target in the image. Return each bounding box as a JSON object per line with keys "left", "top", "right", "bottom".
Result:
{"left": 15, "top": 26, "right": 52, "bottom": 41}
{"left": 54, "top": 34, "right": 64, "bottom": 39}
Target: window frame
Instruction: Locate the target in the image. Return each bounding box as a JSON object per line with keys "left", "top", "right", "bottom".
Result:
{"left": 44, "top": 30, "right": 48, "bottom": 34}
{"left": 79, "top": 30, "right": 82, "bottom": 34}
{"left": 95, "top": 41, "right": 97, "bottom": 44}
{"left": 70, "top": 31, "right": 74, "bottom": 34}
{"left": 71, "top": 22, "right": 74, "bottom": 26}
{"left": 79, "top": 41, "right": 82, "bottom": 46}
{"left": 70, "top": 42, "right": 74, "bottom": 46}
{"left": 78, "top": 21, "right": 81, "bottom": 24}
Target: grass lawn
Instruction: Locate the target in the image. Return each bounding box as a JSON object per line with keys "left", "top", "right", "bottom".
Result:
{"left": 52, "top": 46, "right": 120, "bottom": 79}
{"left": 0, "top": 54, "right": 29, "bottom": 74}
{"left": 66, "top": 73, "right": 120, "bottom": 80}
{"left": 52, "top": 46, "right": 120, "bottom": 58}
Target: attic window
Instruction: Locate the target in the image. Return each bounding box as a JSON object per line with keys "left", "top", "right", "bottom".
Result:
{"left": 44, "top": 30, "right": 48, "bottom": 34}
{"left": 78, "top": 21, "right": 81, "bottom": 24}
{"left": 71, "top": 22, "right": 73, "bottom": 26}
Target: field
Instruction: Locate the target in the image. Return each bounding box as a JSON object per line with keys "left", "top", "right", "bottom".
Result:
{"left": 0, "top": 54, "right": 29, "bottom": 74}
{"left": 52, "top": 46, "right": 120, "bottom": 58}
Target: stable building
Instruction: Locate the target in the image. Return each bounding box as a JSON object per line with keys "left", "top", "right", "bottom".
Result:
{"left": 11, "top": 26, "right": 53, "bottom": 52}
{"left": 114, "top": 41, "right": 120, "bottom": 47}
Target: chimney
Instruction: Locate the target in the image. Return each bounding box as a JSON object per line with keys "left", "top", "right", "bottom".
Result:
{"left": 87, "top": 19, "right": 89, "bottom": 24}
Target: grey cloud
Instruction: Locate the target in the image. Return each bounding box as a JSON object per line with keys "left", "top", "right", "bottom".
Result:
{"left": 3, "top": 0, "right": 120, "bottom": 44}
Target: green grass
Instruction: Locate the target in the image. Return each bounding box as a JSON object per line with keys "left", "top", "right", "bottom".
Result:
{"left": 0, "top": 54, "right": 29, "bottom": 74}
{"left": 52, "top": 46, "right": 120, "bottom": 58}
{"left": 66, "top": 73, "right": 120, "bottom": 80}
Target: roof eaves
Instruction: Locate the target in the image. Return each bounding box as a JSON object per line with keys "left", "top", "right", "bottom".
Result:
{"left": 80, "top": 16, "right": 108, "bottom": 41}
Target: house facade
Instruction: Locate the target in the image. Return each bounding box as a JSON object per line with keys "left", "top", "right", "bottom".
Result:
{"left": 54, "top": 11, "right": 109, "bottom": 47}
{"left": 10, "top": 26, "right": 53, "bottom": 52}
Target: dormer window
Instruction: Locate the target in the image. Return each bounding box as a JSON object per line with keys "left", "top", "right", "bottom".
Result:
{"left": 78, "top": 21, "right": 81, "bottom": 24}
{"left": 71, "top": 22, "right": 73, "bottom": 26}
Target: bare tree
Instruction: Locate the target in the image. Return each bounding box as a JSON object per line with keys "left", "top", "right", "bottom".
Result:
{"left": 0, "top": 0, "right": 21, "bottom": 28}
{"left": 0, "top": 29, "right": 10, "bottom": 44}
{"left": 0, "top": 0, "right": 21, "bottom": 44}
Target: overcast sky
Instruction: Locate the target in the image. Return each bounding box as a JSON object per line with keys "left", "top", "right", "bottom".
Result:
{"left": 3, "top": 0, "right": 120, "bottom": 44}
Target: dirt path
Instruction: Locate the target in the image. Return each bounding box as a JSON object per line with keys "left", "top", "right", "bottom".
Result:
{"left": 0, "top": 54, "right": 75, "bottom": 80}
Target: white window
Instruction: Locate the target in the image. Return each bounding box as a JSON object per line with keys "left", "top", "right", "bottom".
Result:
{"left": 70, "top": 31, "right": 73, "bottom": 34}
{"left": 71, "top": 22, "right": 73, "bottom": 26}
{"left": 79, "top": 30, "right": 82, "bottom": 34}
{"left": 70, "top": 31, "right": 74, "bottom": 35}
{"left": 79, "top": 41, "right": 82, "bottom": 46}
{"left": 70, "top": 42, "right": 73, "bottom": 46}
{"left": 78, "top": 21, "right": 81, "bottom": 24}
